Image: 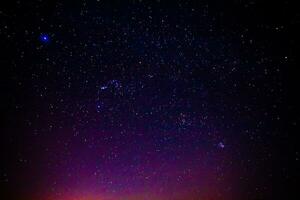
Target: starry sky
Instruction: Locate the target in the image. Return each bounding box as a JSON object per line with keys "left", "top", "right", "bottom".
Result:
{"left": 0, "top": 0, "right": 298, "bottom": 200}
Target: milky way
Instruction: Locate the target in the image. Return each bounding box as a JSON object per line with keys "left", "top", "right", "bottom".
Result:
{"left": 1, "top": 1, "right": 296, "bottom": 200}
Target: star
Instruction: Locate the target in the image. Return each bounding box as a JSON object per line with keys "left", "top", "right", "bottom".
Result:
{"left": 39, "top": 34, "right": 50, "bottom": 43}
{"left": 218, "top": 142, "right": 225, "bottom": 149}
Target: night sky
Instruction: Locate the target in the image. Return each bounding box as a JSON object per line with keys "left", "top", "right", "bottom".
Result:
{"left": 0, "top": 1, "right": 298, "bottom": 200}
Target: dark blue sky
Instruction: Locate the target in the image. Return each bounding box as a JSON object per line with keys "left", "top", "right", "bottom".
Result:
{"left": 0, "top": 1, "right": 297, "bottom": 200}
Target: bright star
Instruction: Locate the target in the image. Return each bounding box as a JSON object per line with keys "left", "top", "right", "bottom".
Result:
{"left": 39, "top": 34, "right": 50, "bottom": 43}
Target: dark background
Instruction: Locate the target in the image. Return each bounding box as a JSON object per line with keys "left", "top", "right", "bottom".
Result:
{"left": 0, "top": 0, "right": 298, "bottom": 199}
